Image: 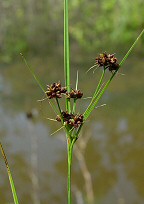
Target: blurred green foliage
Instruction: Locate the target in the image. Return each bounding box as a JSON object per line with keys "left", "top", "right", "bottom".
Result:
{"left": 0, "top": 0, "right": 143, "bottom": 63}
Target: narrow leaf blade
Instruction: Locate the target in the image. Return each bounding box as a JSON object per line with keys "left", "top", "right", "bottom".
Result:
{"left": 0, "top": 143, "right": 20, "bottom": 204}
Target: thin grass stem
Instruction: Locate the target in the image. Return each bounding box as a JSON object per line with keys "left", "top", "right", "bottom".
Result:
{"left": 0, "top": 143, "right": 20, "bottom": 204}
{"left": 67, "top": 137, "right": 77, "bottom": 204}
{"left": 92, "top": 69, "right": 105, "bottom": 101}
{"left": 67, "top": 141, "right": 72, "bottom": 204}
{"left": 72, "top": 99, "right": 76, "bottom": 114}
{"left": 120, "top": 29, "right": 144, "bottom": 66}
{"left": 84, "top": 69, "right": 105, "bottom": 118}
{"left": 84, "top": 71, "right": 116, "bottom": 120}
{"left": 20, "top": 53, "right": 45, "bottom": 93}
{"left": 64, "top": 0, "right": 71, "bottom": 113}
{"left": 56, "top": 98, "right": 62, "bottom": 115}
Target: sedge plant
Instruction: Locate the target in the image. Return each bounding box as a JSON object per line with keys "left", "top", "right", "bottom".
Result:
{"left": 0, "top": 1, "right": 144, "bottom": 204}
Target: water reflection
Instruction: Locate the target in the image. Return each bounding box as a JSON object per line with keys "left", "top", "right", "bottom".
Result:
{"left": 0, "top": 105, "right": 66, "bottom": 203}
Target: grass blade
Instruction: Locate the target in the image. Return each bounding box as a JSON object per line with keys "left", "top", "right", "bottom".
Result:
{"left": 120, "top": 29, "right": 144, "bottom": 66}
{"left": 20, "top": 53, "right": 45, "bottom": 93}
{"left": 21, "top": 53, "right": 59, "bottom": 115}
{"left": 0, "top": 143, "right": 20, "bottom": 204}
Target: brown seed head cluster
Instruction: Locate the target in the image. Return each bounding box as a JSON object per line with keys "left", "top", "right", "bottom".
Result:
{"left": 45, "top": 82, "right": 67, "bottom": 99}
{"left": 66, "top": 89, "right": 83, "bottom": 99}
{"left": 56, "top": 111, "right": 83, "bottom": 128}
{"left": 95, "top": 52, "right": 119, "bottom": 71}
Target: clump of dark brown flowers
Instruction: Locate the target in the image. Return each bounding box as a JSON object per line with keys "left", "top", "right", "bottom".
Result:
{"left": 45, "top": 82, "right": 67, "bottom": 99}
{"left": 95, "top": 52, "right": 119, "bottom": 71}
{"left": 56, "top": 111, "right": 83, "bottom": 128}
{"left": 66, "top": 89, "right": 83, "bottom": 99}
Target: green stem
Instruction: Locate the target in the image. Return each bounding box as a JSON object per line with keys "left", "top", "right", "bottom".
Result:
{"left": 68, "top": 141, "right": 72, "bottom": 204}
{"left": 64, "top": 0, "right": 71, "bottom": 113}
{"left": 120, "top": 29, "right": 144, "bottom": 66}
{"left": 20, "top": 53, "right": 45, "bottom": 93}
{"left": 92, "top": 69, "right": 105, "bottom": 100}
{"left": 84, "top": 70, "right": 116, "bottom": 120}
{"left": 67, "top": 137, "right": 76, "bottom": 204}
{"left": 72, "top": 99, "right": 77, "bottom": 114}
{"left": 84, "top": 69, "right": 105, "bottom": 118}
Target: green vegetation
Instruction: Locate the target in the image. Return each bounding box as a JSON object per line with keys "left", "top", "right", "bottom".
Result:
{"left": 0, "top": 0, "right": 144, "bottom": 63}
{"left": 21, "top": 1, "right": 143, "bottom": 204}
{"left": 0, "top": 0, "right": 143, "bottom": 204}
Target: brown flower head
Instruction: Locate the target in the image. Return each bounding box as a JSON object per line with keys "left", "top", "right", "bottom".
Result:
{"left": 45, "top": 82, "right": 67, "bottom": 99}
{"left": 56, "top": 111, "right": 83, "bottom": 128}
{"left": 95, "top": 53, "right": 108, "bottom": 67}
{"left": 66, "top": 89, "right": 83, "bottom": 99}
{"left": 95, "top": 52, "right": 119, "bottom": 72}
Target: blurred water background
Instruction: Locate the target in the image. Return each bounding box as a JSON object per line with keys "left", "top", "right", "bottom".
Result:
{"left": 0, "top": 1, "right": 144, "bottom": 204}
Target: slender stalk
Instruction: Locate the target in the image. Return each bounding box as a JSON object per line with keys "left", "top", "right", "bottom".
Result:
{"left": 84, "top": 70, "right": 116, "bottom": 120}
{"left": 56, "top": 98, "right": 62, "bottom": 115}
{"left": 64, "top": 0, "right": 71, "bottom": 113}
{"left": 84, "top": 69, "right": 105, "bottom": 119}
{"left": 0, "top": 143, "right": 20, "bottom": 204}
{"left": 72, "top": 99, "right": 76, "bottom": 114}
{"left": 21, "top": 53, "right": 59, "bottom": 115}
{"left": 92, "top": 69, "right": 105, "bottom": 100}
{"left": 67, "top": 138, "right": 77, "bottom": 204}
{"left": 20, "top": 53, "right": 45, "bottom": 93}
{"left": 64, "top": 1, "right": 74, "bottom": 203}
{"left": 120, "top": 29, "right": 144, "bottom": 66}
{"left": 67, "top": 141, "right": 72, "bottom": 204}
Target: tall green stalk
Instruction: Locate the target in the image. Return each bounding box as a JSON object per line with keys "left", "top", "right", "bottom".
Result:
{"left": 64, "top": 1, "right": 73, "bottom": 204}
{"left": 64, "top": 0, "right": 71, "bottom": 113}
